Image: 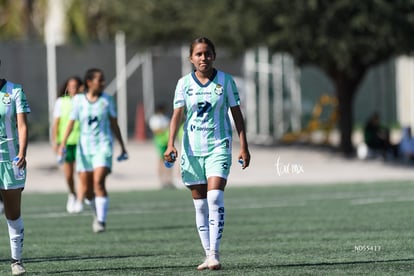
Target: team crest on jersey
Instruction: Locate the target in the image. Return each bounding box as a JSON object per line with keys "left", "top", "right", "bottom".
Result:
{"left": 214, "top": 84, "right": 223, "bottom": 95}
{"left": 2, "top": 93, "right": 11, "bottom": 105}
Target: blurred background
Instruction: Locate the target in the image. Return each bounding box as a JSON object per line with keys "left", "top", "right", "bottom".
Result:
{"left": 1, "top": 0, "right": 413, "bottom": 157}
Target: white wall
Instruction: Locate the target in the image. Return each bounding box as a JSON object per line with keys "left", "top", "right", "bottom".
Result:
{"left": 396, "top": 56, "right": 414, "bottom": 131}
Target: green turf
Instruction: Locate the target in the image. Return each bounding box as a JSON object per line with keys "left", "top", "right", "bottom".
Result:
{"left": 0, "top": 181, "right": 413, "bottom": 275}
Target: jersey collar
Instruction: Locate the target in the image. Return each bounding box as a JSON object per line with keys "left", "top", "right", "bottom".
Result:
{"left": 191, "top": 69, "right": 217, "bottom": 87}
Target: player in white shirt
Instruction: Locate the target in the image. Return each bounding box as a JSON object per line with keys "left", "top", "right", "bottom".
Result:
{"left": 59, "top": 68, "right": 128, "bottom": 233}
{"left": 164, "top": 37, "right": 250, "bottom": 270}
{"left": 51, "top": 76, "right": 84, "bottom": 213}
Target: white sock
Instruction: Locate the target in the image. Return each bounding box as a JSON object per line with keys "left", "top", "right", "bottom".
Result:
{"left": 7, "top": 217, "right": 24, "bottom": 261}
{"left": 193, "top": 199, "right": 210, "bottom": 256}
{"left": 95, "top": 196, "right": 109, "bottom": 223}
{"left": 87, "top": 198, "right": 96, "bottom": 215}
{"left": 207, "top": 190, "right": 225, "bottom": 253}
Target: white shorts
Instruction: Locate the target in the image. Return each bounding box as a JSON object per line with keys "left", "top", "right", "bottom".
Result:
{"left": 180, "top": 151, "right": 232, "bottom": 186}
{"left": 76, "top": 152, "right": 112, "bottom": 173}
{"left": 0, "top": 161, "right": 25, "bottom": 190}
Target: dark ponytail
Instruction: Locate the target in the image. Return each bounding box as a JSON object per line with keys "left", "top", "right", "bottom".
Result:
{"left": 84, "top": 68, "right": 103, "bottom": 89}
{"left": 58, "top": 76, "right": 83, "bottom": 97}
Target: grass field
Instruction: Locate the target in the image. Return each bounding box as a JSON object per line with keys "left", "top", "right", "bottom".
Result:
{"left": 0, "top": 181, "right": 413, "bottom": 275}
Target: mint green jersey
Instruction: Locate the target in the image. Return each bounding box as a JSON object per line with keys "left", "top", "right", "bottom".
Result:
{"left": 70, "top": 92, "right": 116, "bottom": 156}
{"left": 173, "top": 70, "right": 240, "bottom": 156}
{"left": 0, "top": 80, "right": 31, "bottom": 162}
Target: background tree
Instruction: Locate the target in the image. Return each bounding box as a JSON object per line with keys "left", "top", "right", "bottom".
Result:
{"left": 3, "top": 0, "right": 414, "bottom": 154}
{"left": 265, "top": 0, "right": 414, "bottom": 155}
{"left": 0, "top": 0, "right": 44, "bottom": 41}
{"left": 100, "top": 0, "right": 414, "bottom": 155}
{"left": 94, "top": 0, "right": 262, "bottom": 51}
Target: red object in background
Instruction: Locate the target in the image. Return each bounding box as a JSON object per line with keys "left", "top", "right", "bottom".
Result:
{"left": 134, "top": 103, "right": 146, "bottom": 141}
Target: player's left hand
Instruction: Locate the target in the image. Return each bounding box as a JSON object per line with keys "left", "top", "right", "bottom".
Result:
{"left": 238, "top": 150, "right": 250, "bottom": 169}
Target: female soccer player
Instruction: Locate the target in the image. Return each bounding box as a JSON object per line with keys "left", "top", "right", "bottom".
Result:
{"left": 51, "top": 76, "right": 83, "bottom": 213}
{"left": 59, "top": 68, "right": 128, "bottom": 233}
{"left": 0, "top": 60, "right": 31, "bottom": 275}
{"left": 164, "top": 37, "right": 251, "bottom": 270}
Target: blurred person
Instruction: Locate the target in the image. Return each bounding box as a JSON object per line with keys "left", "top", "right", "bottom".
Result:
{"left": 59, "top": 68, "right": 128, "bottom": 233}
{"left": 0, "top": 60, "right": 31, "bottom": 275}
{"left": 149, "top": 104, "right": 175, "bottom": 189}
{"left": 164, "top": 37, "right": 250, "bottom": 270}
{"left": 399, "top": 127, "right": 414, "bottom": 161}
{"left": 51, "top": 76, "right": 84, "bottom": 213}
{"left": 364, "top": 112, "right": 397, "bottom": 159}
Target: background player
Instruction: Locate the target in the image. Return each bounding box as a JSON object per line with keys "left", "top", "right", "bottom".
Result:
{"left": 51, "top": 76, "right": 84, "bottom": 213}
{"left": 59, "top": 68, "right": 128, "bottom": 233}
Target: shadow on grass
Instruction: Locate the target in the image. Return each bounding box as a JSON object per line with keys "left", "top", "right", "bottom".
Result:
{"left": 233, "top": 257, "right": 414, "bottom": 269}
{"left": 11, "top": 256, "right": 414, "bottom": 274}
{"left": 23, "top": 256, "right": 195, "bottom": 275}
{"left": 109, "top": 224, "right": 193, "bottom": 232}
{"left": 41, "top": 265, "right": 196, "bottom": 275}
{"left": 20, "top": 254, "right": 156, "bottom": 264}
{"left": 10, "top": 254, "right": 178, "bottom": 275}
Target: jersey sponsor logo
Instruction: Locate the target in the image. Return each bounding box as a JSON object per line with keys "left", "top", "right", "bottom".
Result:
{"left": 217, "top": 207, "right": 225, "bottom": 239}
{"left": 189, "top": 124, "right": 215, "bottom": 132}
{"left": 196, "top": 101, "right": 212, "bottom": 117}
{"left": 174, "top": 99, "right": 185, "bottom": 106}
{"left": 2, "top": 93, "right": 11, "bottom": 105}
{"left": 214, "top": 84, "right": 223, "bottom": 95}
{"left": 195, "top": 126, "right": 215, "bottom": 131}
{"left": 186, "top": 88, "right": 193, "bottom": 96}
{"left": 195, "top": 91, "right": 211, "bottom": 95}
{"left": 186, "top": 89, "right": 212, "bottom": 97}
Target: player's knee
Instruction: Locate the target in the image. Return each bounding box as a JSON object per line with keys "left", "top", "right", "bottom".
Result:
{"left": 207, "top": 190, "right": 224, "bottom": 207}
{"left": 193, "top": 198, "right": 208, "bottom": 212}
{"left": 93, "top": 183, "right": 106, "bottom": 196}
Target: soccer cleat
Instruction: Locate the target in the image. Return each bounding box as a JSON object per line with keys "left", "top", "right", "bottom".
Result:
{"left": 208, "top": 251, "right": 221, "bottom": 270}
{"left": 66, "top": 194, "right": 76, "bottom": 213}
{"left": 84, "top": 198, "right": 92, "bottom": 206}
{"left": 11, "top": 261, "right": 25, "bottom": 275}
{"left": 72, "top": 200, "right": 84, "bottom": 214}
{"left": 92, "top": 219, "right": 105, "bottom": 233}
{"left": 197, "top": 257, "right": 209, "bottom": 270}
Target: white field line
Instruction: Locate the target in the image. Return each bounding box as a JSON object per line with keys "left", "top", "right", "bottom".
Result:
{"left": 24, "top": 201, "right": 306, "bottom": 219}
{"left": 350, "top": 196, "right": 414, "bottom": 205}
{"left": 23, "top": 192, "right": 414, "bottom": 219}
